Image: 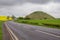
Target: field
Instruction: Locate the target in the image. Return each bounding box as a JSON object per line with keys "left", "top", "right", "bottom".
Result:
{"left": 0, "top": 16, "right": 13, "bottom": 21}
{"left": 16, "top": 19, "right": 60, "bottom": 29}
{"left": 0, "top": 21, "right": 3, "bottom": 40}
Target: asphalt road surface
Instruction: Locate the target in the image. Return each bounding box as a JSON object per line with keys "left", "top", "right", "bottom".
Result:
{"left": 3, "top": 21, "right": 60, "bottom": 40}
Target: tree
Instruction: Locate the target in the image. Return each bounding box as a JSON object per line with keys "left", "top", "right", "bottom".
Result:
{"left": 24, "top": 17, "right": 30, "bottom": 20}
{"left": 12, "top": 15, "right": 16, "bottom": 20}
{"left": 7, "top": 16, "right": 10, "bottom": 20}
{"left": 18, "top": 17, "right": 24, "bottom": 19}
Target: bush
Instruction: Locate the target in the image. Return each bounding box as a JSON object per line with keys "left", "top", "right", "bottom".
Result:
{"left": 24, "top": 17, "right": 31, "bottom": 20}
{"left": 18, "top": 17, "right": 24, "bottom": 19}
{"left": 43, "top": 23, "right": 60, "bottom": 27}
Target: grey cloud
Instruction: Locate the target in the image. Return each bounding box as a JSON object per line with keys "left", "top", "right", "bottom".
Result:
{"left": 0, "top": 0, "right": 53, "bottom": 6}
{"left": 0, "top": 0, "right": 28, "bottom": 6}
{"left": 27, "top": 0, "right": 50, "bottom": 4}
{"left": 0, "top": 0, "right": 60, "bottom": 6}
{"left": 27, "top": 0, "right": 60, "bottom": 4}
{"left": 0, "top": 0, "right": 19, "bottom": 6}
{"left": 53, "top": 0, "right": 60, "bottom": 3}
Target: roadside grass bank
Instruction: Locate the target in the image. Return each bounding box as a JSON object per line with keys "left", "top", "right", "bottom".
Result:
{"left": 0, "top": 21, "right": 3, "bottom": 40}
{"left": 15, "top": 19, "right": 60, "bottom": 29}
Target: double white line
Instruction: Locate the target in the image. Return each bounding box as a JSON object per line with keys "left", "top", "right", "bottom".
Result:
{"left": 5, "top": 23, "right": 19, "bottom": 40}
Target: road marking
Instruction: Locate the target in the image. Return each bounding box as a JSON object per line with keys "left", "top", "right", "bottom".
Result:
{"left": 7, "top": 29, "right": 15, "bottom": 40}
{"left": 36, "top": 30, "right": 60, "bottom": 38}
{"left": 5, "top": 23, "right": 19, "bottom": 40}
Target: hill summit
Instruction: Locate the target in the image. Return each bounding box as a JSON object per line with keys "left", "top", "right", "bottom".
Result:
{"left": 25, "top": 11, "right": 55, "bottom": 19}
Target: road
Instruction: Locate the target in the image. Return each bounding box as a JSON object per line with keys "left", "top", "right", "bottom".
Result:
{"left": 3, "top": 21, "right": 60, "bottom": 40}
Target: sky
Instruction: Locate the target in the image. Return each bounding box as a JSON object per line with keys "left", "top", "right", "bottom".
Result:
{"left": 0, "top": 0, "right": 60, "bottom": 18}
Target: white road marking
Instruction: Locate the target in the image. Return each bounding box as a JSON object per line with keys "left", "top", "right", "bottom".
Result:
{"left": 7, "top": 29, "right": 15, "bottom": 40}
{"left": 5, "top": 23, "right": 19, "bottom": 40}
{"left": 35, "top": 30, "right": 60, "bottom": 38}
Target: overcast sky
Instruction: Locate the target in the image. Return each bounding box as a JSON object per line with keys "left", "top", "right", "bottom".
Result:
{"left": 0, "top": 0, "right": 60, "bottom": 18}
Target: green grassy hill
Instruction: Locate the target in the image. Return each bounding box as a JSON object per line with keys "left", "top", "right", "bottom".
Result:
{"left": 25, "top": 11, "right": 55, "bottom": 19}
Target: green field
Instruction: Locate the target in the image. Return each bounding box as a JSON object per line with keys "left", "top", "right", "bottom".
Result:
{"left": 16, "top": 19, "right": 60, "bottom": 29}
{"left": 0, "top": 21, "right": 3, "bottom": 40}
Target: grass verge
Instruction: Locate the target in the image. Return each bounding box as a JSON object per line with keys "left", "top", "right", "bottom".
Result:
{"left": 15, "top": 19, "right": 60, "bottom": 29}
{"left": 0, "top": 21, "right": 3, "bottom": 40}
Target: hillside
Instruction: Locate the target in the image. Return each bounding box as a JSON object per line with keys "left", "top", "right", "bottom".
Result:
{"left": 25, "top": 11, "right": 55, "bottom": 19}
{"left": 57, "top": 18, "right": 60, "bottom": 20}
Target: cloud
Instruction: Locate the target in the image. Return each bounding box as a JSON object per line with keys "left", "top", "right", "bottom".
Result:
{"left": 53, "top": 0, "right": 60, "bottom": 3}
{"left": 0, "top": 0, "right": 60, "bottom": 18}
{"left": 0, "top": 0, "right": 14, "bottom": 5}
{"left": 27, "top": 0, "right": 50, "bottom": 4}
{"left": 21, "top": 2, "right": 60, "bottom": 18}
{"left": 0, "top": 2, "right": 60, "bottom": 18}
{"left": 0, "top": 0, "right": 58, "bottom": 6}
{"left": 0, "top": 0, "right": 60, "bottom": 6}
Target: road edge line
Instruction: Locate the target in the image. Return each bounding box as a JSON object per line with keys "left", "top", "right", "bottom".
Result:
{"left": 5, "top": 23, "right": 19, "bottom": 40}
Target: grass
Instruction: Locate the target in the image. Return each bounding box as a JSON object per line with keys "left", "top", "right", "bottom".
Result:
{"left": 0, "top": 21, "right": 3, "bottom": 40}
{"left": 16, "top": 19, "right": 60, "bottom": 29}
